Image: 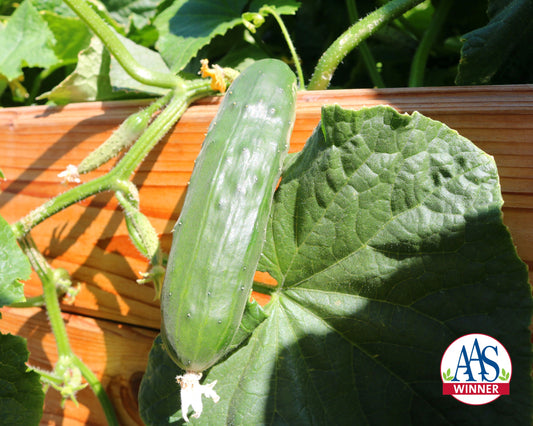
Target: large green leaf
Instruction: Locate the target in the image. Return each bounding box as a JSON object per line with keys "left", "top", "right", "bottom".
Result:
{"left": 154, "top": 0, "right": 249, "bottom": 72}
{"left": 139, "top": 105, "right": 532, "bottom": 424}
{"left": 0, "top": 215, "right": 30, "bottom": 307}
{"left": 38, "top": 36, "right": 115, "bottom": 104}
{"left": 154, "top": 0, "right": 300, "bottom": 72}
{"left": 41, "top": 11, "right": 91, "bottom": 66}
{"left": 456, "top": 0, "right": 533, "bottom": 84}
{"left": 100, "top": 0, "right": 161, "bottom": 31}
{"left": 248, "top": 0, "right": 300, "bottom": 15}
{"left": 0, "top": 333, "right": 44, "bottom": 425}
{"left": 40, "top": 32, "right": 170, "bottom": 104}
{"left": 0, "top": 0, "right": 58, "bottom": 81}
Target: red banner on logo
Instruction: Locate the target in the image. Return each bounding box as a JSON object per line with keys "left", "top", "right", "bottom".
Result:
{"left": 442, "top": 383, "right": 510, "bottom": 395}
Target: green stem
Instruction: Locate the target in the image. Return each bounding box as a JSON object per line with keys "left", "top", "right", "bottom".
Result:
{"left": 62, "top": 0, "right": 182, "bottom": 90}
{"left": 13, "top": 174, "right": 112, "bottom": 238}
{"left": 18, "top": 233, "right": 52, "bottom": 281}
{"left": 72, "top": 356, "right": 119, "bottom": 426}
{"left": 263, "top": 6, "right": 305, "bottom": 89}
{"left": 408, "top": 0, "right": 452, "bottom": 87}
{"left": 345, "top": 0, "right": 385, "bottom": 88}
{"left": 108, "top": 79, "right": 213, "bottom": 181}
{"left": 13, "top": 236, "right": 75, "bottom": 306}
{"left": 31, "top": 366, "right": 63, "bottom": 386}
{"left": 19, "top": 237, "right": 119, "bottom": 424}
{"left": 38, "top": 254, "right": 72, "bottom": 358}
{"left": 308, "top": 0, "right": 425, "bottom": 90}
{"left": 12, "top": 80, "right": 214, "bottom": 239}
{"left": 110, "top": 92, "right": 186, "bottom": 179}
{"left": 252, "top": 281, "right": 277, "bottom": 295}
{"left": 10, "top": 295, "right": 46, "bottom": 308}
{"left": 16, "top": 234, "right": 67, "bottom": 302}
{"left": 144, "top": 91, "right": 173, "bottom": 115}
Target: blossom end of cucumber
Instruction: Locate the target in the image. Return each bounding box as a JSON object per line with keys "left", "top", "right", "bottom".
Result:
{"left": 177, "top": 372, "right": 219, "bottom": 422}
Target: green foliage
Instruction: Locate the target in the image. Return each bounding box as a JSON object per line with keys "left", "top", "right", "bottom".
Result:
{"left": 0, "top": 333, "right": 45, "bottom": 426}
{"left": 248, "top": 0, "right": 300, "bottom": 15}
{"left": 1, "top": 0, "right": 531, "bottom": 106}
{"left": 0, "top": 0, "right": 57, "bottom": 80}
{"left": 37, "top": 35, "right": 116, "bottom": 103}
{"left": 153, "top": 0, "right": 301, "bottom": 73}
{"left": 0, "top": 215, "right": 31, "bottom": 307}
{"left": 100, "top": 0, "right": 161, "bottom": 31}
{"left": 41, "top": 11, "right": 91, "bottom": 66}
{"left": 139, "top": 105, "right": 532, "bottom": 424}
{"left": 40, "top": 31, "right": 169, "bottom": 104}
{"left": 456, "top": 0, "right": 533, "bottom": 84}
{"left": 155, "top": 0, "right": 248, "bottom": 72}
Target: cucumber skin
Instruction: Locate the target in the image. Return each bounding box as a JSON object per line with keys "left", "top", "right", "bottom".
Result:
{"left": 160, "top": 59, "right": 297, "bottom": 372}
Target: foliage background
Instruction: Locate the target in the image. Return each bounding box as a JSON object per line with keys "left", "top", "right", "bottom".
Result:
{"left": 0, "top": 0, "right": 532, "bottom": 107}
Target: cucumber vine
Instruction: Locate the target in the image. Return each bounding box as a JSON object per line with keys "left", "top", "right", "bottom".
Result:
{"left": 1, "top": 0, "right": 451, "bottom": 423}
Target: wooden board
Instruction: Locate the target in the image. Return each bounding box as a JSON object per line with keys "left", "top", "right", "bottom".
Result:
{"left": 0, "top": 305, "right": 156, "bottom": 425}
{"left": 0, "top": 85, "right": 532, "bottom": 424}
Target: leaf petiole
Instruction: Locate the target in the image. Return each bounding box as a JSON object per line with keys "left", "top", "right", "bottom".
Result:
{"left": 308, "top": 0, "right": 425, "bottom": 89}
{"left": 261, "top": 6, "right": 305, "bottom": 89}
{"left": 408, "top": 0, "right": 453, "bottom": 87}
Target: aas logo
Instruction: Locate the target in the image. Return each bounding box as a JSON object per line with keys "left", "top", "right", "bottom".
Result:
{"left": 441, "top": 333, "right": 512, "bottom": 405}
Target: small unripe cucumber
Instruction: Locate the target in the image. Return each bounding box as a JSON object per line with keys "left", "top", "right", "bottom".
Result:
{"left": 160, "top": 59, "right": 297, "bottom": 373}
{"left": 77, "top": 108, "right": 150, "bottom": 175}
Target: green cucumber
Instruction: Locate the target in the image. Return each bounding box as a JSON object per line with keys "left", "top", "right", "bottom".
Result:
{"left": 160, "top": 59, "right": 297, "bottom": 420}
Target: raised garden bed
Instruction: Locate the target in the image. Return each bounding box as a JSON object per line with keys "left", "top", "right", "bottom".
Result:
{"left": 1, "top": 84, "right": 532, "bottom": 424}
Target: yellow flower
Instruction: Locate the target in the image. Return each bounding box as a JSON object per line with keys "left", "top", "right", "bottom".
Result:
{"left": 200, "top": 59, "right": 227, "bottom": 93}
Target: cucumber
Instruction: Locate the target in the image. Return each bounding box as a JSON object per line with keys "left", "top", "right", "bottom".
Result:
{"left": 160, "top": 59, "right": 296, "bottom": 420}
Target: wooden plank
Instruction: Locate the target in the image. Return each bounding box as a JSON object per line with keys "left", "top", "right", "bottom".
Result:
{"left": 0, "top": 85, "right": 531, "bottom": 329}
{"left": 0, "top": 306, "right": 156, "bottom": 425}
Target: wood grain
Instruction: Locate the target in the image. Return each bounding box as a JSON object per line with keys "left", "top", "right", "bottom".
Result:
{"left": 1, "top": 85, "right": 531, "bottom": 329}
{"left": 0, "top": 85, "right": 532, "bottom": 424}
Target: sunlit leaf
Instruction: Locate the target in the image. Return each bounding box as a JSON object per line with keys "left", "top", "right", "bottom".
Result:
{"left": 0, "top": 0, "right": 57, "bottom": 81}
{"left": 139, "top": 105, "right": 532, "bottom": 424}
{"left": 0, "top": 214, "right": 30, "bottom": 307}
